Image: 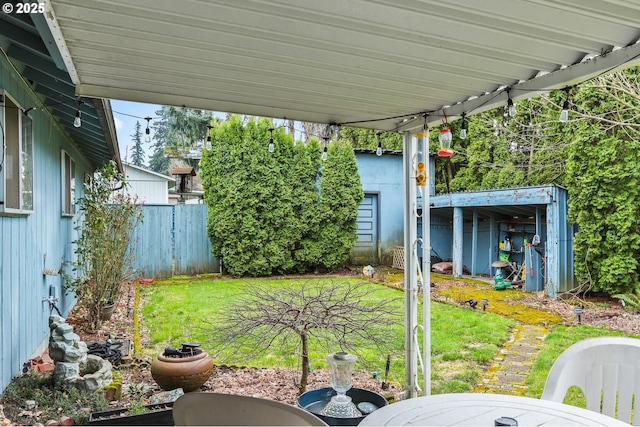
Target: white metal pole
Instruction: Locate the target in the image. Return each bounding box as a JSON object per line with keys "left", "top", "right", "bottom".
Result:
{"left": 421, "top": 129, "right": 431, "bottom": 395}
{"left": 403, "top": 131, "right": 418, "bottom": 398}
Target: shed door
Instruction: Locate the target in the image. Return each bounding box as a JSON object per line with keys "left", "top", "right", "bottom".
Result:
{"left": 351, "top": 193, "right": 379, "bottom": 265}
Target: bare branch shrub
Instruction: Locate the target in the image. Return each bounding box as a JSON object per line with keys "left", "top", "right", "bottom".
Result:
{"left": 205, "top": 280, "right": 402, "bottom": 394}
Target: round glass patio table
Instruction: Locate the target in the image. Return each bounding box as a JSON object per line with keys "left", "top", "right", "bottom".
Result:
{"left": 359, "top": 393, "right": 629, "bottom": 426}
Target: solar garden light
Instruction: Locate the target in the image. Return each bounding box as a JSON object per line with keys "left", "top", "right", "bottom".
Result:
{"left": 574, "top": 306, "right": 583, "bottom": 324}
{"left": 481, "top": 298, "right": 489, "bottom": 311}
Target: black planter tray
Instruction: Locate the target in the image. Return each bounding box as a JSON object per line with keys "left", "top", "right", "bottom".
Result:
{"left": 88, "top": 402, "right": 174, "bottom": 426}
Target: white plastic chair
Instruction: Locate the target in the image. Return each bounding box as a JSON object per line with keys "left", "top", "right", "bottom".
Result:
{"left": 541, "top": 336, "right": 640, "bottom": 425}
{"left": 172, "top": 392, "right": 328, "bottom": 426}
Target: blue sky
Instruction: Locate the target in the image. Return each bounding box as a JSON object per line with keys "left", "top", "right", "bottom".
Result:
{"left": 110, "top": 100, "right": 305, "bottom": 165}
{"left": 110, "top": 100, "right": 162, "bottom": 165}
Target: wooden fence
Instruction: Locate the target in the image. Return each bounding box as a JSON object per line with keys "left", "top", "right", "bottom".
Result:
{"left": 130, "top": 204, "right": 219, "bottom": 278}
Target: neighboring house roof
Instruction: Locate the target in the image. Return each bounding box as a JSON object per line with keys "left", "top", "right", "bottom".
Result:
{"left": 124, "top": 163, "right": 176, "bottom": 187}
{"left": 43, "top": 1, "right": 640, "bottom": 132}
{"left": 0, "top": 10, "right": 120, "bottom": 170}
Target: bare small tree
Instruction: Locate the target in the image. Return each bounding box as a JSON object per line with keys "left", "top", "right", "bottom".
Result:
{"left": 207, "top": 280, "right": 401, "bottom": 394}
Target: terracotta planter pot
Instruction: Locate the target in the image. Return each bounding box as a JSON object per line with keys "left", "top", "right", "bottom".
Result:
{"left": 151, "top": 350, "right": 213, "bottom": 392}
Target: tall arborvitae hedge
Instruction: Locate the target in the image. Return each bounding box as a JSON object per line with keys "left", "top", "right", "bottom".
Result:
{"left": 200, "top": 116, "right": 363, "bottom": 276}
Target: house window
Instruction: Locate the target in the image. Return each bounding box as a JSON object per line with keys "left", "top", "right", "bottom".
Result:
{"left": 1, "top": 93, "right": 34, "bottom": 214}
{"left": 62, "top": 150, "right": 76, "bottom": 215}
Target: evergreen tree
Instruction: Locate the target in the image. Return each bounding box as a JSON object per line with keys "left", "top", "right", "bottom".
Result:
{"left": 565, "top": 68, "right": 640, "bottom": 295}
{"left": 148, "top": 106, "right": 214, "bottom": 174}
{"left": 315, "top": 140, "right": 364, "bottom": 269}
{"left": 200, "top": 115, "right": 363, "bottom": 276}
{"left": 130, "top": 120, "right": 145, "bottom": 167}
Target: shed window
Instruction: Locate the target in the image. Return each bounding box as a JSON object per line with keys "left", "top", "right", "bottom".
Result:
{"left": 1, "top": 93, "right": 34, "bottom": 214}
{"left": 62, "top": 150, "right": 76, "bottom": 215}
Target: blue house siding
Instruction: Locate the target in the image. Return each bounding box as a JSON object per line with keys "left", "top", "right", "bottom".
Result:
{"left": 354, "top": 151, "right": 404, "bottom": 264}
{"left": 0, "top": 55, "right": 94, "bottom": 394}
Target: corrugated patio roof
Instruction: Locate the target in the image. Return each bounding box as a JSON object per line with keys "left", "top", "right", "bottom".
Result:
{"left": 43, "top": 0, "right": 640, "bottom": 131}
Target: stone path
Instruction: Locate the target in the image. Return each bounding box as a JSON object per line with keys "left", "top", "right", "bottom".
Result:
{"left": 474, "top": 323, "right": 550, "bottom": 395}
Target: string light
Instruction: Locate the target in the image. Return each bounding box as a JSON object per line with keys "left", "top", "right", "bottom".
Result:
{"left": 268, "top": 127, "right": 275, "bottom": 153}
{"left": 559, "top": 88, "right": 571, "bottom": 123}
{"left": 507, "top": 89, "right": 517, "bottom": 117}
{"left": 205, "top": 124, "right": 213, "bottom": 150}
{"left": 144, "top": 117, "right": 152, "bottom": 142}
{"left": 322, "top": 136, "right": 329, "bottom": 161}
{"left": 459, "top": 113, "right": 468, "bottom": 140}
{"left": 376, "top": 132, "right": 383, "bottom": 156}
{"left": 73, "top": 99, "right": 83, "bottom": 128}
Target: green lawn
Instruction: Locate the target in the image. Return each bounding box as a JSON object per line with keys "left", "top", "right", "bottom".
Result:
{"left": 141, "top": 276, "right": 514, "bottom": 393}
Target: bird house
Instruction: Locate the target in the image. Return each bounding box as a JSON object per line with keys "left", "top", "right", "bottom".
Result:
{"left": 171, "top": 167, "right": 196, "bottom": 193}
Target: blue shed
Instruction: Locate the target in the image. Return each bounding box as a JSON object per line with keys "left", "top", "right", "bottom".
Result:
{"left": 354, "top": 150, "right": 575, "bottom": 296}
{"left": 0, "top": 16, "right": 120, "bottom": 394}
{"left": 352, "top": 150, "right": 404, "bottom": 265}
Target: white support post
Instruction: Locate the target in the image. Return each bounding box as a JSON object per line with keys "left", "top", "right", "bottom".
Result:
{"left": 403, "top": 131, "right": 418, "bottom": 398}
{"left": 420, "top": 130, "right": 431, "bottom": 396}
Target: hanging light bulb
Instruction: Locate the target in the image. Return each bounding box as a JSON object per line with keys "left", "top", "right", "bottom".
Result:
{"left": 507, "top": 94, "right": 517, "bottom": 117}
{"left": 73, "top": 110, "right": 82, "bottom": 128}
{"left": 459, "top": 113, "right": 468, "bottom": 140}
{"left": 376, "top": 132, "right": 383, "bottom": 156}
{"left": 205, "top": 124, "right": 213, "bottom": 150}
{"left": 559, "top": 88, "right": 571, "bottom": 123}
{"left": 268, "top": 127, "right": 275, "bottom": 153}
{"left": 322, "top": 136, "right": 329, "bottom": 160}
{"left": 144, "top": 117, "right": 152, "bottom": 142}
{"left": 73, "top": 99, "right": 83, "bottom": 128}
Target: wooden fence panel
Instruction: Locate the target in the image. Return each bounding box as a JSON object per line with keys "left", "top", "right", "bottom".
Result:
{"left": 131, "top": 205, "right": 218, "bottom": 278}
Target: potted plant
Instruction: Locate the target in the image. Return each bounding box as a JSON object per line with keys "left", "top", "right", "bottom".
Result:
{"left": 63, "top": 160, "right": 142, "bottom": 331}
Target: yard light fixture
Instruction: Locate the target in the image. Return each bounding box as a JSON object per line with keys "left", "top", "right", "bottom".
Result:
{"left": 144, "top": 117, "right": 152, "bottom": 142}
{"left": 205, "top": 124, "right": 213, "bottom": 150}
{"left": 559, "top": 88, "right": 571, "bottom": 123}
{"left": 481, "top": 298, "right": 488, "bottom": 311}
{"left": 73, "top": 99, "right": 83, "bottom": 128}
{"left": 376, "top": 132, "right": 383, "bottom": 157}
{"left": 459, "top": 113, "right": 468, "bottom": 140}
{"left": 574, "top": 306, "right": 583, "bottom": 324}
{"left": 268, "top": 127, "right": 275, "bottom": 153}
{"left": 507, "top": 89, "right": 517, "bottom": 117}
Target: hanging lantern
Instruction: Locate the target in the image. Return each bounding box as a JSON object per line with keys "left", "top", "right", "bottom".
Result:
{"left": 437, "top": 128, "right": 453, "bottom": 157}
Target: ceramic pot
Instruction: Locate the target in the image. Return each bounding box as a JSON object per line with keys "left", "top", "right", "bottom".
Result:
{"left": 100, "top": 302, "right": 116, "bottom": 321}
{"left": 151, "top": 350, "right": 213, "bottom": 392}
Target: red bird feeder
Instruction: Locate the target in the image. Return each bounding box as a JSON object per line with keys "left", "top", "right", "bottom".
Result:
{"left": 438, "top": 128, "right": 454, "bottom": 157}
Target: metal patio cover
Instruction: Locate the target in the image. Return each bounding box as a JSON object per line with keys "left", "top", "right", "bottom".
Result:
{"left": 44, "top": 0, "right": 640, "bottom": 131}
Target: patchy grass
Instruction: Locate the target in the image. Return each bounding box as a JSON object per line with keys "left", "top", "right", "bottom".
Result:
{"left": 431, "top": 274, "right": 563, "bottom": 325}
{"left": 142, "top": 275, "right": 514, "bottom": 393}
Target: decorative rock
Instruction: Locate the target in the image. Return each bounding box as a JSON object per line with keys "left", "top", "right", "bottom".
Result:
{"left": 148, "top": 388, "right": 184, "bottom": 405}
{"left": 48, "top": 315, "right": 112, "bottom": 393}
{"left": 44, "top": 420, "right": 59, "bottom": 426}
{"left": 53, "top": 362, "right": 80, "bottom": 384}
{"left": 75, "top": 355, "right": 112, "bottom": 393}
{"left": 25, "top": 400, "right": 37, "bottom": 410}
